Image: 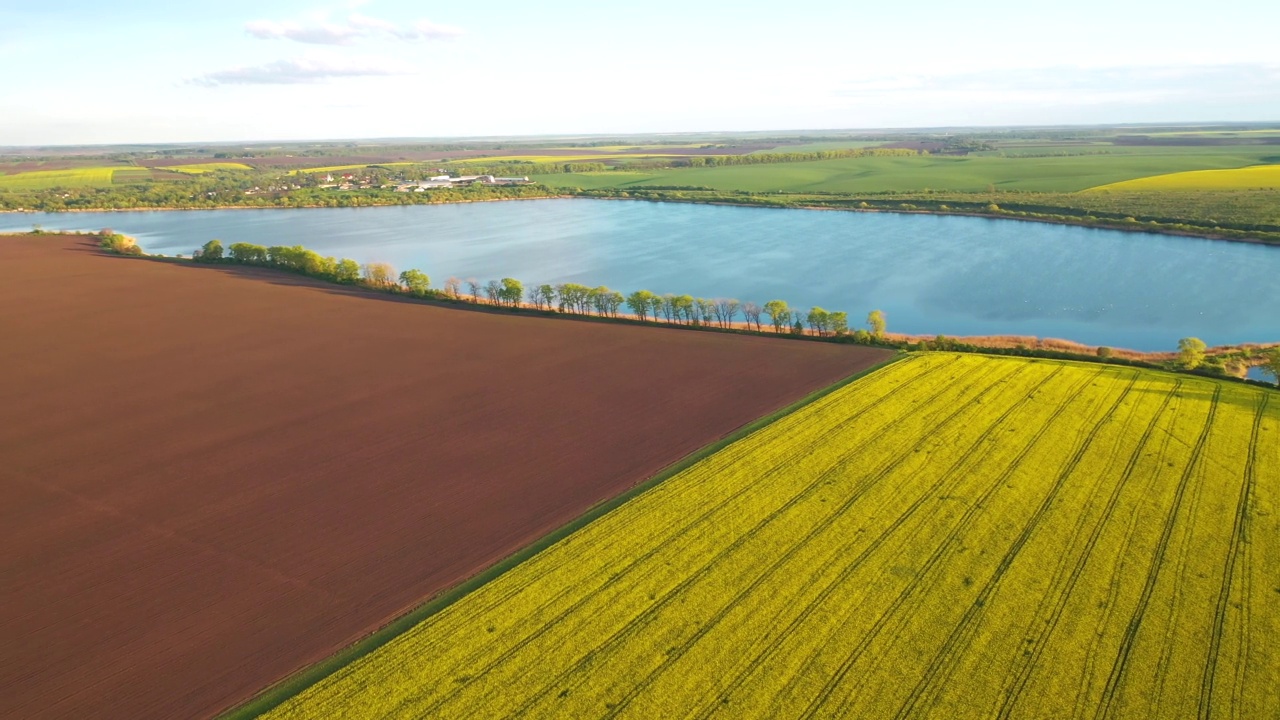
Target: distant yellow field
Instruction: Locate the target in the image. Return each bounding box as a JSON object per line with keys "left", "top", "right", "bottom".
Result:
{"left": 0, "top": 167, "right": 120, "bottom": 189}
{"left": 263, "top": 354, "right": 1278, "bottom": 719}
{"left": 157, "top": 162, "right": 253, "bottom": 174}
{"left": 1087, "top": 164, "right": 1280, "bottom": 192}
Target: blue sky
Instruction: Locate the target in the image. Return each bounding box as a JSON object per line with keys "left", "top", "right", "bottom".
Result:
{"left": 2, "top": 0, "right": 1278, "bottom": 145}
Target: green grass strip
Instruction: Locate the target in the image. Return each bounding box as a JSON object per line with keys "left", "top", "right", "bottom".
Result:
{"left": 218, "top": 352, "right": 907, "bottom": 719}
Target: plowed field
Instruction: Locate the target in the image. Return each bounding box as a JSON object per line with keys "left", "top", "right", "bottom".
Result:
{"left": 263, "top": 354, "right": 1278, "bottom": 719}
{"left": 0, "top": 234, "right": 888, "bottom": 720}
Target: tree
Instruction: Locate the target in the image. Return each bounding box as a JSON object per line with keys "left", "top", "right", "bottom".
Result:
{"left": 695, "top": 298, "right": 716, "bottom": 326}
{"left": 626, "top": 290, "right": 658, "bottom": 321}
{"left": 1178, "top": 337, "right": 1207, "bottom": 369}
{"left": 791, "top": 319, "right": 805, "bottom": 335}
{"left": 444, "top": 277, "right": 462, "bottom": 298}
{"left": 807, "top": 307, "right": 831, "bottom": 335}
{"left": 742, "top": 301, "right": 763, "bottom": 331}
{"left": 499, "top": 278, "right": 523, "bottom": 307}
{"left": 713, "top": 298, "right": 741, "bottom": 328}
{"left": 466, "top": 278, "right": 481, "bottom": 302}
{"left": 362, "top": 262, "right": 395, "bottom": 287}
{"left": 867, "top": 309, "right": 887, "bottom": 337}
{"left": 674, "top": 295, "right": 696, "bottom": 324}
{"left": 1260, "top": 347, "right": 1280, "bottom": 386}
{"left": 334, "top": 258, "right": 360, "bottom": 283}
{"left": 535, "top": 284, "right": 555, "bottom": 311}
{"left": 764, "top": 300, "right": 791, "bottom": 333}
{"left": 199, "top": 239, "right": 224, "bottom": 262}
{"left": 228, "top": 242, "right": 268, "bottom": 264}
{"left": 399, "top": 269, "right": 431, "bottom": 296}
{"left": 828, "top": 311, "right": 849, "bottom": 336}
{"left": 484, "top": 280, "right": 502, "bottom": 304}
{"left": 658, "top": 294, "right": 677, "bottom": 323}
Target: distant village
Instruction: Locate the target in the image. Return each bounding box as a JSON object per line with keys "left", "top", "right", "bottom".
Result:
{"left": 316, "top": 172, "right": 533, "bottom": 192}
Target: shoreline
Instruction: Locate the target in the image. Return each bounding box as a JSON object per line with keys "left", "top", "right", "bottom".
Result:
{"left": 3, "top": 192, "right": 1277, "bottom": 247}
{"left": 11, "top": 231, "right": 1273, "bottom": 374}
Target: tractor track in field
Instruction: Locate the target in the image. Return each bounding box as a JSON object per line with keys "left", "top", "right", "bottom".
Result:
{"left": 397, "top": 357, "right": 992, "bottom": 717}
{"left": 892, "top": 370, "right": 1140, "bottom": 719}
{"left": 488, "top": 361, "right": 1023, "bottom": 719}
{"left": 1094, "top": 386, "right": 1221, "bottom": 720}
{"left": 1199, "top": 393, "right": 1269, "bottom": 719}
{"left": 800, "top": 366, "right": 1094, "bottom": 718}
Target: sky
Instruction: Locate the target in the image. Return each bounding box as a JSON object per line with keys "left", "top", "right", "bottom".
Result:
{"left": 2, "top": 0, "right": 1278, "bottom": 145}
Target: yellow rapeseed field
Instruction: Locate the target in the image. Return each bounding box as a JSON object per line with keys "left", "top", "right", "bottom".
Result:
{"left": 1086, "top": 164, "right": 1280, "bottom": 192}
{"left": 263, "top": 354, "right": 1278, "bottom": 719}
{"left": 0, "top": 166, "right": 120, "bottom": 189}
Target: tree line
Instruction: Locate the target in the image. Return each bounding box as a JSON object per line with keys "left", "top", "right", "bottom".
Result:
{"left": 187, "top": 239, "right": 892, "bottom": 342}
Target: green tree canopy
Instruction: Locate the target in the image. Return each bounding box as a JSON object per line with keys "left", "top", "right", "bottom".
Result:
{"left": 764, "top": 300, "right": 791, "bottom": 333}
{"left": 399, "top": 269, "right": 431, "bottom": 295}
{"left": 1178, "top": 337, "right": 1207, "bottom": 369}
{"left": 867, "top": 310, "right": 887, "bottom": 337}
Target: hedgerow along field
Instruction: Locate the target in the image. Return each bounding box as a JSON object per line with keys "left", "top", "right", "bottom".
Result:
{"left": 260, "top": 353, "right": 1278, "bottom": 719}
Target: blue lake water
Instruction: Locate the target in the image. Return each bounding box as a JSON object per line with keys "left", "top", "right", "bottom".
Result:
{"left": 7, "top": 199, "right": 1279, "bottom": 351}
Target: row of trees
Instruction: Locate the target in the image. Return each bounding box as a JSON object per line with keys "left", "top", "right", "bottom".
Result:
{"left": 191, "top": 238, "right": 890, "bottom": 341}
{"left": 173, "top": 237, "right": 1280, "bottom": 385}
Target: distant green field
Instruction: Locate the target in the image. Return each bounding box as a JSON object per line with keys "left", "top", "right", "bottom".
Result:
{"left": 535, "top": 146, "right": 1280, "bottom": 194}
{"left": 0, "top": 167, "right": 123, "bottom": 190}
{"left": 750, "top": 140, "right": 885, "bottom": 154}
{"left": 157, "top": 162, "right": 253, "bottom": 174}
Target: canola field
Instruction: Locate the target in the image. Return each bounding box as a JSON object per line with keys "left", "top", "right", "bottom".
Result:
{"left": 156, "top": 162, "right": 253, "bottom": 173}
{"left": 1087, "top": 164, "right": 1280, "bottom": 192}
{"left": 0, "top": 166, "right": 121, "bottom": 189}
{"left": 263, "top": 354, "right": 1278, "bottom": 719}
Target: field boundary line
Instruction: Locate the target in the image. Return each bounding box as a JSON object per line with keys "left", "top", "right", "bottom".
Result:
{"left": 423, "top": 357, "right": 1015, "bottom": 717}
{"left": 1200, "top": 392, "right": 1269, "bottom": 718}
{"left": 591, "top": 362, "right": 1029, "bottom": 717}
{"left": 394, "top": 353, "right": 957, "bottom": 712}
{"left": 1094, "top": 385, "right": 1222, "bottom": 720}
{"left": 432, "top": 354, "right": 948, "bottom": 635}
{"left": 216, "top": 354, "right": 908, "bottom": 720}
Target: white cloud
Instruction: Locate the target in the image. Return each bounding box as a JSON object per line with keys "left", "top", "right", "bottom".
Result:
{"left": 245, "top": 13, "right": 462, "bottom": 45}
{"left": 245, "top": 19, "right": 362, "bottom": 45}
{"left": 189, "top": 54, "right": 408, "bottom": 87}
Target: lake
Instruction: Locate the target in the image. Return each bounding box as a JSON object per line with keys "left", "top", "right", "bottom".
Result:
{"left": 6, "top": 199, "right": 1279, "bottom": 351}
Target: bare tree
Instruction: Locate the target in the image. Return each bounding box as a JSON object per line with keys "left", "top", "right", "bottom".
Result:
{"left": 466, "top": 278, "right": 481, "bottom": 302}
{"left": 714, "top": 298, "right": 741, "bottom": 328}
{"left": 444, "top": 277, "right": 461, "bottom": 298}
{"left": 742, "top": 302, "right": 763, "bottom": 331}
{"left": 361, "top": 262, "right": 396, "bottom": 287}
{"left": 484, "top": 280, "right": 502, "bottom": 304}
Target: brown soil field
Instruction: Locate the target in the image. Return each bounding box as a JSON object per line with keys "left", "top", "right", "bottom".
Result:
{"left": 0, "top": 235, "right": 889, "bottom": 720}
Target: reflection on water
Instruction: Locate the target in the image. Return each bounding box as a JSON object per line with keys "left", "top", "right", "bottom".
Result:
{"left": 7, "top": 199, "right": 1280, "bottom": 351}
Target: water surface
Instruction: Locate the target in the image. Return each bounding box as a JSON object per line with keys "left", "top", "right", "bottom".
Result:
{"left": 8, "top": 199, "right": 1279, "bottom": 351}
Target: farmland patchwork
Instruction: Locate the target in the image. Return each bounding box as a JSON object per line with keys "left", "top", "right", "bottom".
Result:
{"left": 263, "top": 354, "right": 1278, "bottom": 719}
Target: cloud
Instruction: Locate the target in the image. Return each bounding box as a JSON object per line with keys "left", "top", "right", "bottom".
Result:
{"left": 245, "top": 19, "right": 362, "bottom": 45}
{"left": 245, "top": 13, "right": 461, "bottom": 45}
{"left": 189, "top": 55, "right": 407, "bottom": 87}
